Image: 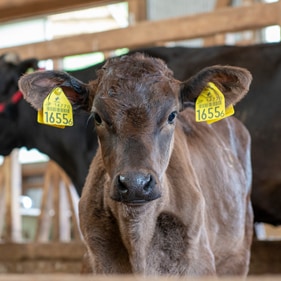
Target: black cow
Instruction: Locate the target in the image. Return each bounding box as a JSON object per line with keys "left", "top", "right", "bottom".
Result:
{"left": 0, "top": 53, "right": 98, "bottom": 196}
{"left": 70, "top": 43, "right": 281, "bottom": 225}
{"left": 0, "top": 53, "right": 38, "bottom": 155}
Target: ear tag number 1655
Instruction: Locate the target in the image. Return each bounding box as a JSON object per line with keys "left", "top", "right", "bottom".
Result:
{"left": 195, "top": 82, "right": 234, "bottom": 124}
{"left": 37, "top": 87, "right": 73, "bottom": 129}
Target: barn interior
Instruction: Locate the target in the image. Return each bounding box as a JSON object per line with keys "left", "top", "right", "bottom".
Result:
{"left": 0, "top": 0, "right": 281, "bottom": 280}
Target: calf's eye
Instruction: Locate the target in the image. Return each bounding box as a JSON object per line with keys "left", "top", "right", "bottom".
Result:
{"left": 168, "top": 111, "right": 177, "bottom": 124}
{"left": 93, "top": 113, "right": 102, "bottom": 126}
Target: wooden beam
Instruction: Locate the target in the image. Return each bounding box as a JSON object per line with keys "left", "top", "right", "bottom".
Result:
{"left": 0, "top": 242, "right": 85, "bottom": 261}
{"left": 0, "top": 240, "right": 280, "bottom": 275}
{"left": 0, "top": 273, "right": 281, "bottom": 281}
{"left": 1, "top": 1, "right": 280, "bottom": 60}
{"left": 0, "top": 0, "right": 119, "bottom": 23}
{"left": 128, "top": 0, "right": 147, "bottom": 23}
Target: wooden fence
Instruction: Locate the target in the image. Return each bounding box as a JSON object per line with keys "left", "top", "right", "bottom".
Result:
{"left": 0, "top": 155, "right": 84, "bottom": 273}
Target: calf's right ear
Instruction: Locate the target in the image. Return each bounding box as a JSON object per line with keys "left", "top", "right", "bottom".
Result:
{"left": 19, "top": 70, "right": 92, "bottom": 111}
{"left": 179, "top": 65, "right": 252, "bottom": 110}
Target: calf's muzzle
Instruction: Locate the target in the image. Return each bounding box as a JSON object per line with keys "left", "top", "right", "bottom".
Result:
{"left": 111, "top": 171, "right": 161, "bottom": 204}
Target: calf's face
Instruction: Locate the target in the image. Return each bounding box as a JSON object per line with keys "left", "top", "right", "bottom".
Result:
{"left": 19, "top": 53, "right": 252, "bottom": 205}
{"left": 91, "top": 57, "right": 180, "bottom": 203}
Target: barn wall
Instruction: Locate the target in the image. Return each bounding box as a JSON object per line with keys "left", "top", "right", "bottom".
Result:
{"left": 147, "top": 0, "right": 216, "bottom": 20}
{"left": 147, "top": 0, "right": 252, "bottom": 20}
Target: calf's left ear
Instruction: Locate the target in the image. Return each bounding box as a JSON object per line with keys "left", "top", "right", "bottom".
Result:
{"left": 179, "top": 65, "right": 252, "bottom": 110}
{"left": 19, "top": 70, "right": 91, "bottom": 111}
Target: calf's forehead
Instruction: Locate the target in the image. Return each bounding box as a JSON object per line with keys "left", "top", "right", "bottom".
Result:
{"left": 92, "top": 54, "right": 179, "bottom": 109}
{"left": 100, "top": 53, "right": 174, "bottom": 79}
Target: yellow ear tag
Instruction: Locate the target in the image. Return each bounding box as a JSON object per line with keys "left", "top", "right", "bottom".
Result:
{"left": 37, "top": 87, "right": 73, "bottom": 129}
{"left": 195, "top": 82, "right": 234, "bottom": 123}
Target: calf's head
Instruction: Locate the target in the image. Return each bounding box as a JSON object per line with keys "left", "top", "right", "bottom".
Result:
{"left": 19, "top": 53, "right": 251, "bottom": 205}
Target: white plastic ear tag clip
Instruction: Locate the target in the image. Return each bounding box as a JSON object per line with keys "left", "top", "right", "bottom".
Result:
{"left": 37, "top": 87, "right": 73, "bottom": 128}
{"left": 195, "top": 82, "right": 234, "bottom": 124}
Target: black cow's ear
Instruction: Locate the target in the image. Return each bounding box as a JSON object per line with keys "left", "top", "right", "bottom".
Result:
{"left": 179, "top": 65, "right": 252, "bottom": 111}
{"left": 19, "top": 70, "right": 91, "bottom": 111}
{"left": 17, "top": 58, "right": 39, "bottom": 74}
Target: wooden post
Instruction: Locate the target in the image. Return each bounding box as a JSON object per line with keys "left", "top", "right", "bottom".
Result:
{"left": 203, "top": 0, "right": 231, "bottom": 46}
{"left": 35, "top": 160, "right": 82, "bottom": 242}
{"left": 35, "top": 165, "right": 54, "bottom": 242}
{"left": 53, "top": 58, "right": 64, "bottom": 70}
{"left": 52, "top": 169, "right": 60, "bottom": 241}
{"left": 128, "top": 0, "right": 147, "bottom": 24}
{"left": 62, "top": 173, "right": 81, "bottom": 241}
{"left": 11, "top": 150, "right": 22, "bottom": 242}
{"left": 0, "top": 150, "right": 22, "bottom": 242}
{"left": 59, "top": 180, "right": 71, "bottom": 241}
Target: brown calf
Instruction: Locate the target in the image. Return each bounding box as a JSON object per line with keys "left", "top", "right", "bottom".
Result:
{"left": 19, "top": 53, "right": 253, "bottom": 276}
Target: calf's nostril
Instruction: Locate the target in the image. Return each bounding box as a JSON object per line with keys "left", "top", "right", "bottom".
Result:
{"left": 118, "top": 175, "right": 129, "bottom": 194}
{"left": 143, "top": 175, "right": 153, "bottom": 192}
